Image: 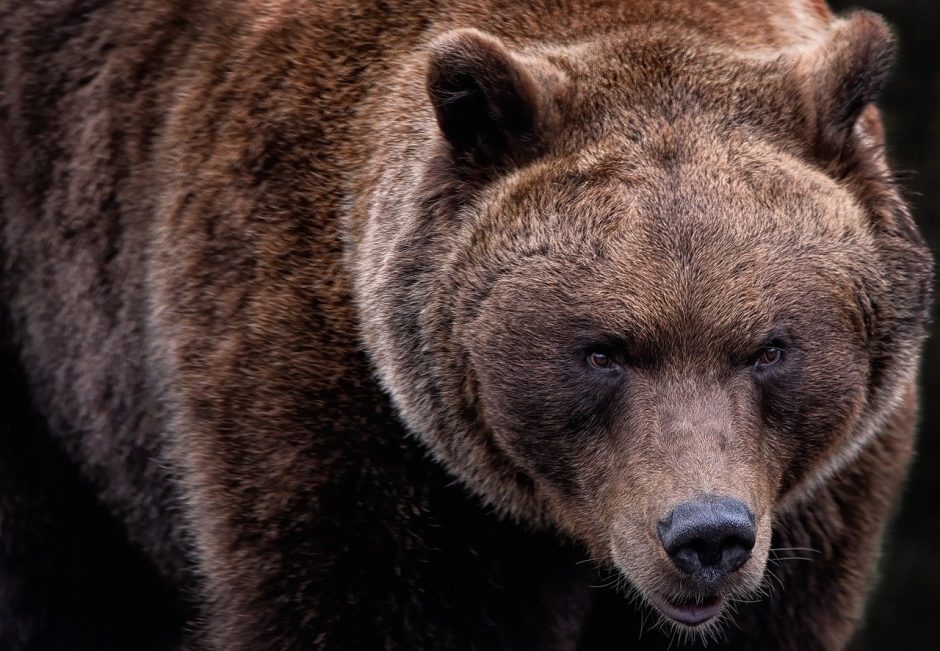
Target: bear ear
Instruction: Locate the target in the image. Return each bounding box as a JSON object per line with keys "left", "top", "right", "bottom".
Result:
{"left": 426, "top": 28, "right": 566, "bottom": 167}
{"left": 798, "top": 11, "right": 895, "bottom": 159}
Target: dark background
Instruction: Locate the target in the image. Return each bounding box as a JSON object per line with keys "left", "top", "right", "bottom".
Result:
{"left": 831, "top": 1, "right": 939, "bottom": 648}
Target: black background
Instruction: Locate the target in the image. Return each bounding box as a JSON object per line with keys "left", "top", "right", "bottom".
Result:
{"left": 832, "top": 1, "right": 939, "bottom": 648}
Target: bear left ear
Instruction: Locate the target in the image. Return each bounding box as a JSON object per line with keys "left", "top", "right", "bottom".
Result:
{"left": 426, "top": 28, "right": 567, "bottom": 167}
{"left": 798, "top": 11, "right": 895, "bottom": 160}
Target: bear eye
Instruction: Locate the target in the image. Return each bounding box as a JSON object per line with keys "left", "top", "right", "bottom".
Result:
{"left": 753, "top": 344, "right": 785, "bottom": 370}
{"left": 587, "top": 349, "right": 615, "bottom": 370}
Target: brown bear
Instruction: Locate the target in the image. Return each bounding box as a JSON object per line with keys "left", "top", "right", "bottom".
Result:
{"left": 0, "top": 0, "right": 933, "bottom": 649}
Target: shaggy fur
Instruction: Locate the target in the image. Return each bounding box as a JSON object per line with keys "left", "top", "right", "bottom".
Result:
{"left": 0, "top": 0, "right": 932, "bottom": 649}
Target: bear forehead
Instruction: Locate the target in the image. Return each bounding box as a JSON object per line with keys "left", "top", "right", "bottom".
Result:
{"left": 481, "top": 129, "right": 872, "bottom": 251}
{"left": 465, "top": 136, "right": 873, "bottom": 347}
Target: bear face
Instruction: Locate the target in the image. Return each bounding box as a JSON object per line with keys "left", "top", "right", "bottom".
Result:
{"left": 454, "top": 145, "right": 876, "bottom": 628}
{"left": 355, "top": 11, "right": 932, "bottom": 636}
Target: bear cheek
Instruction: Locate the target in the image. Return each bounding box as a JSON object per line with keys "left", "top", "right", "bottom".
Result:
{"left": 761, "top": 343, "right": 869, "bottom": 498}
{"left": 467, "top": 327, "right": 618, "bottom": 503}
{"left": 475, "top": 360, "right": 613, "bottom": 497}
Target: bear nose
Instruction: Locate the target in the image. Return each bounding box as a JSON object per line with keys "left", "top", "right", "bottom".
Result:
{"left": 657, "top": 496, "right": 756, "bottom": 582}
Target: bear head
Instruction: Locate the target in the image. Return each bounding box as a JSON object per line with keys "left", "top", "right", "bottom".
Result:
{"left": 354, "top": 10, "right": 933, "bottom": 633}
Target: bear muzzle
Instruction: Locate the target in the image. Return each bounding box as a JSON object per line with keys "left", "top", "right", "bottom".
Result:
{"left": 648, "top": 495, "right": 758, "bottom": 627}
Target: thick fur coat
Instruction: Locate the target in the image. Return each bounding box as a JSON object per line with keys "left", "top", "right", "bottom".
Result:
{"left": 0, "top": 1, "right": 932, "bottom": 649}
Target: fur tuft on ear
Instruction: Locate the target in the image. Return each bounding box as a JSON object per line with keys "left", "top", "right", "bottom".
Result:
{"left": 426, "top": 28, "right": 566, "bottom": 166}
{"left": 798, "top": 11, "right": 895, "bottom": 158}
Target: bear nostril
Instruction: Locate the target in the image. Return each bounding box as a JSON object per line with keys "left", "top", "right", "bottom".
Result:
{"left": 720, "top": 535, "right": 754, "bottom": 573}
{"left": 658, "top": 496, "right": 756, "bottom": 580}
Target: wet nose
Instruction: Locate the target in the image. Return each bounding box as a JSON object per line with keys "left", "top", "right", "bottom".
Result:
{"left": 657, "top": 496, "right": 756, "bottom": 581}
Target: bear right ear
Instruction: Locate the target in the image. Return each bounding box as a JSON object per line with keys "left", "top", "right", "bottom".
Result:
{"left": 796, "top": 11, "right": 895, "bottom": 162}
{"left": 426, "top": 29, "right": 567, "bottom": 167}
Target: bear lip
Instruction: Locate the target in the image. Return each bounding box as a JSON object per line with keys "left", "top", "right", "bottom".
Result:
{"left": 652, "top": 593, "right": 724, "bottom": 627}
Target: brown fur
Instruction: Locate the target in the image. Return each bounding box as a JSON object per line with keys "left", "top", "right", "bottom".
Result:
{"left": 0, "top": 1, "right": 932, "bottom": 649}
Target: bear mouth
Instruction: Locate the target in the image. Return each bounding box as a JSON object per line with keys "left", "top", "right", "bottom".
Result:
{"left": 651, "top": 593, "right": 724, "bottom": 627}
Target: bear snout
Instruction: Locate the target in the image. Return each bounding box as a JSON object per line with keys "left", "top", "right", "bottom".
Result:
{"left": 657, "top": 495, "right": 757, "bottom": 586}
